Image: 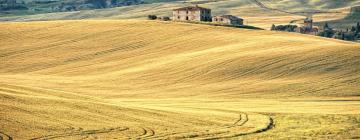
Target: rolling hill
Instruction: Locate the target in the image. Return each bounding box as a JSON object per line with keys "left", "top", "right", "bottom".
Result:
{"left": 0, "top": 0, "right": 158, "bottom": 17}
{"left": 315, "top": 5, "right": 360, "bottom": 29}
{"left": 1, "top": 0, "right": 359, "bottom": 29}
{"left": 0, "top": 20, "right": 360, "bottom": 139}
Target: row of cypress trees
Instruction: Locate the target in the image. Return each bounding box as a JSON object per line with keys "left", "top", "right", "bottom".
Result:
{"left": 271, "top": 22, "right": 360, "bottom": 42}
{"left": 319, "top": 22, "right": 360, "bottom": 41}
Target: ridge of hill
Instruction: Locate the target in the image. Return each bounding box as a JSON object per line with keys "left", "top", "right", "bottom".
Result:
{"left": 1, "top": 0, "right": 359, "bottom": 30}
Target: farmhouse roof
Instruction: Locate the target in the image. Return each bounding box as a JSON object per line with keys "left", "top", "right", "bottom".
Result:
{"left": 216, "top": 15, "right": 243, "bottom": 20}
{"left": 173, "top": 5, "right": 210, "bottom": 11}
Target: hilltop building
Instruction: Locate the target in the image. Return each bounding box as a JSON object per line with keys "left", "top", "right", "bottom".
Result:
{"left": 212, "top": 15, "right": 243, "bottom": 26}
{"left": 172, "top": 5, "right": 212, "bottom": 22}
{"left": 304, "top": 17, "right": 313, "bottom": 29}
{"left": 296, "top": 17, "right": 319, "bottom": 35}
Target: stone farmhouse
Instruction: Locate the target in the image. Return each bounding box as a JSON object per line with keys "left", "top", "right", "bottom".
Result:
{"left": 172, "top": 5, "right": 244, "bottom": 26}
{"left": 212, "top": 15, "right": 244, "bottom": 26}
{"left": 172, "top": 5, "right": 212, "bottom": 22}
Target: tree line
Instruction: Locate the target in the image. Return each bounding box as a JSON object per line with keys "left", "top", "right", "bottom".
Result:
{"left": 0, "top": 0, "right": 144, "bottom": 12}
{"left": 271, "top": 22, "right": 360, "bottom": 42}
{"left": 0, "top": 0, "right": 27, "bottom": 11}
{"left": 271, "top": 24, "right": 298, "bottom": 32}
{"left": 319, "top": 22, "right": 360, "bottom": 41}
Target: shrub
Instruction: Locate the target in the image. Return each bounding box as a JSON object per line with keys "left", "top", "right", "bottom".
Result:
{"left": 162, "top": 16, "right": 170, "bottom": 21}
{"left": 271, "top": 24, "right": 297, "bottom": 32}
{"left": 318, "top": 29, "right": 335, "bottom": 38}
{"left": 147, "top": 15, "right": 157, "bottom": 20}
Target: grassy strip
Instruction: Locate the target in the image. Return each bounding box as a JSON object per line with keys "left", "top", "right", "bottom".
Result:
{"left": 172, "top": 20, "right": 264, "bottom": 30}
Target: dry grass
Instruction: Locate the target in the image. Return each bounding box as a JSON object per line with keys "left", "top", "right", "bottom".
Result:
{"left": 0, "top": 20, "right": 360, "bottom": 139}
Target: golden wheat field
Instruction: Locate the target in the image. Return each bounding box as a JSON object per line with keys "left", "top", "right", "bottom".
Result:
{"left": 1, "top": 20, "right": 360, "bottom": 139}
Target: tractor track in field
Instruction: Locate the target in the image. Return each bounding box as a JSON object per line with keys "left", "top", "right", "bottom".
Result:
{"left": 228, "top": 113, "right": 249, "bottom": 128}
{"left": 210, "top": 115, "right": 274, "bottom": 139}
{"left": 146, "top": 112, "right": 254, "bottom": 139}
{"left": 30, "top": 127, "right": 129, "bottom": 140}
{"left": 1, "top": 84, "right": 271, "bottom": 140}
{"left": 254, "top": 117, "right": 274, "bottom": 133}
{"left": 6, "top": 112, "right": 272, "bottom": 139}
{"left": 0, "top": 132, "right": 13, "bottom": 140}
{"left": 138, "top": 127, "right": 156, "bottom": 138}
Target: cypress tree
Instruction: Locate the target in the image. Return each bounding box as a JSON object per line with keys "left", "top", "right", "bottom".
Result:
{"left": 324, "top": 22, "right": 329, "bottom": 30}
{"left": 351, "top": 26, "right": 356, "bottom": 32}
{"left": 271, "top": 24, "right": 276, "bottom": 31}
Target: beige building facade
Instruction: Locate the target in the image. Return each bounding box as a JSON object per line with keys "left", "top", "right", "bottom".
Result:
{"left": 172, "top": 5, "right": 212, "bottom": 22}
{"left": 212, "top": 15, "right": 244, "bottom": 26}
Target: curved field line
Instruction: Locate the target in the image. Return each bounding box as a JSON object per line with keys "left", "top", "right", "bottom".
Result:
{"left": 227, "top": 113, "right": 249, "bottom": 128}
{"left": 145, "top": 112, "right": 266, "bottom": 139}
{"left": 0, "top": 29, "right": 118, "bottom": 58}
{"left": 175, "top": 112, "right": 273, "bottom": 140}
{"left": 138, "top": 127, "right": 155, "bottom": 138}
{"left": 10, "top": 112, "right": 271, "bottom": 140}
{"left": 0, "top": 132, "right": 13, "bottom": 140}
{"left": 209, "top": 115, "right": 274, "bottom": 139}
{"left": 30, "top": 127, "right": 128, "bottom": 140}
{"left": 254, "top": 117, "right": 274, "bottom": 133}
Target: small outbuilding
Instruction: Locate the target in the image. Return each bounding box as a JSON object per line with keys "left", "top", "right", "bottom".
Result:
{"left": 212, "top": 15, "right": 243, "bottom": 26}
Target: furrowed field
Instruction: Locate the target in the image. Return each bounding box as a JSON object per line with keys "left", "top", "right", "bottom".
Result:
{"left": 0, "top": 20, "right": 360, "bottom": 139}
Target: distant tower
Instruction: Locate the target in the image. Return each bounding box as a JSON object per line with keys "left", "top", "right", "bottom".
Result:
{"left": 303, "top": 15, "right": 313, "bottom": 30}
